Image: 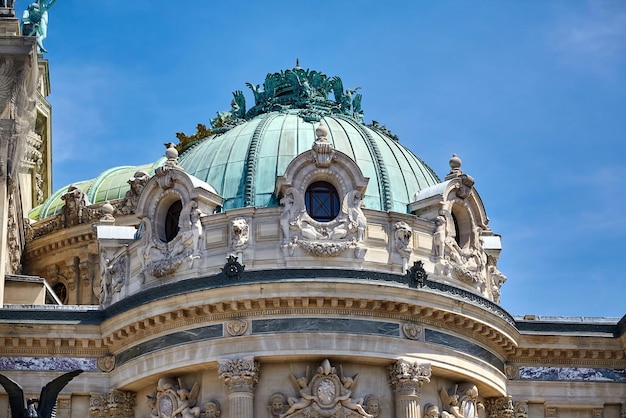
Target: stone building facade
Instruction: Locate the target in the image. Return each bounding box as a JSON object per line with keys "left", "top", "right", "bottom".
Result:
{"left": 0, "top": 5, "right": 625, "bottom": 417}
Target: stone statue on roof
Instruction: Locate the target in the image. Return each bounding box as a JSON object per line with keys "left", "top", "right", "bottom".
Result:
{"left": 22, "top": 0, "right": 58, "bottom": 54}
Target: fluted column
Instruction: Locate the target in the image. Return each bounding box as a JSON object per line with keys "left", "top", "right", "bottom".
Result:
{"left": 218, "top": 357, "right": 260, "bottom": 418}
{"left": 388, "top": 360, "right": 431, "bottom": 418}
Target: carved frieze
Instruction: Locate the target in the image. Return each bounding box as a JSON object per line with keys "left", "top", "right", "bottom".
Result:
{"left": 280, "top": 359, "right": 373, "bottom": 418}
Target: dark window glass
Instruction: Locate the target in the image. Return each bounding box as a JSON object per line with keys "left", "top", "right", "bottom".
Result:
{"left": 305, "top": 182, "right": 339, "bottom": 222}
{"left": 164, "top": 200, "right": 182, "bottom": 242}
{"left": 452, "top": 212, "right": 461, "bottom": 246}
{"left": 52, "top": 282, "right": 67, "bottom": 303}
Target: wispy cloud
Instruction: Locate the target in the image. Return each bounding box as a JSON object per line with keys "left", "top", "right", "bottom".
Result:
{"left": 548, "top": 1, "right": 626, "bottom": 78}
{"left": 51, "top": 63, "right": 118, "bottom": 163}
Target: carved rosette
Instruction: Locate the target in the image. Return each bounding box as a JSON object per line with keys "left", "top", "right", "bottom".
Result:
{"left": 513, "top": 401, "right": 528, "bottom": 418}
{"left": 218, "top": 357, "right": 260, "bottom": 394}
{"left": 545, "top": 407, "right": 557, "bottom": 418}
{"left": 485, "top": 397, "right": 514, "bottom": 418}
{"left": 97, "top": 356, "right": 116, "bottom": 372}
{"left": 89, "top": 393, "right": 107, "bottom": 418}
{"left": 388, "top": 360, "right": 431, "bottom": 398}
{"left": 226, "top": 319, "right": 248, "bottom": 336}
{"left": 402, "top": 323, "right": 422, "bottom": 341}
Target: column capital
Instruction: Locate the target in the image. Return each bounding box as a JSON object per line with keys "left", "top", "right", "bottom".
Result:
{"left": 388, "top": 359, "right": 431, "bottom": 398}
{"left": 218, "top": 357, "right": 260, "bottom": 394}
{"left": 485, "top": 396, "right": 514, "bottom": 418}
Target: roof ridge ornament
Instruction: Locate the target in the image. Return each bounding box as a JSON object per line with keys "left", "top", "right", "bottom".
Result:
{"left": 445, "top": 154, "right": 463, "bottom": 180}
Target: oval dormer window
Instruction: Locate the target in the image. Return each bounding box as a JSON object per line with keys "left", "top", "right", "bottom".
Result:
{"left": 305, "top": 181, "right": 339, "bottom": 222}
{"left": 164, "top": 200, "right": 182, "bottom": 242}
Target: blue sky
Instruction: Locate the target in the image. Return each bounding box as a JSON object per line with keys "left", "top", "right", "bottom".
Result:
{"left": 25, "top": 0, "right": 626, "bottom": 317}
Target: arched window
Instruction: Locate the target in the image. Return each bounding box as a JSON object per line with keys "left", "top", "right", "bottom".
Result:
{"left": 305, "top": 181, "right": 339, "bottom": 222}
{"left": 164, "top": 200, "right": 182, "bottom": 242}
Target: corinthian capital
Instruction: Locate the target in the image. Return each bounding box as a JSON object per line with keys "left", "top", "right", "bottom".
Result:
{"left": 388, "top": 359, "right": 431, "bottom": 397}
{"left": 218, "top": 357, "right": 260, "bottom": 394}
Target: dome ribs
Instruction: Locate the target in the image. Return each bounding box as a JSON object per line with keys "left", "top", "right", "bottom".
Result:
{"left": 340, "top": 116, "right": 393, "bottom": 211}
{"left": 243, "top": 114, "right": 276, "bottom": 207}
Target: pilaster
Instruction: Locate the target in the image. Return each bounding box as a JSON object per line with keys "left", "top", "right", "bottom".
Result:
{"left": 218, "top": 357, "right": 260, "bottom": 418}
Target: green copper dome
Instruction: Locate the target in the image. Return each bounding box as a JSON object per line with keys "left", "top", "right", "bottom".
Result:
{"left": 30, "top": 160, "right": 165, "bottom": 220}
{"left": 178, "top": 112, "right": 439, "bottom": 212}
{"left": 32, "top": 67, "right": 440, "bottom": 220}
{"left": 177, "top": 66, "right": 440, "bottom": 213}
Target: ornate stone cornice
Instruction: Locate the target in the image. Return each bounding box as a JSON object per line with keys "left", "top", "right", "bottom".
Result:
{"left": 97, "top": 294, "right": 516, "bottom": 359}
{"left": 218, "top": 357, "right": 260, "bottom": 394}
{"left": 0, "top": 334, "right": 108, "bottom": 357}
{"left": 508, "top": 345, "right": 626, "bottom": 367}
{"left": 24, "top": 226, "right": 95, "bottom": 258}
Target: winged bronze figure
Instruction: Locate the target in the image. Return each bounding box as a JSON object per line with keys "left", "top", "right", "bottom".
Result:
{"left": 0, "top": 370, "right": 83, "bottom": 418}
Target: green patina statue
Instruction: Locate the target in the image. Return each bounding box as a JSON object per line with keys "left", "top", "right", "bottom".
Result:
{"left": 22, "top": 0, "right": 58, "bottom": 54}
{"left": 174, "top": 63, "right": 397, "bottom": 152}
